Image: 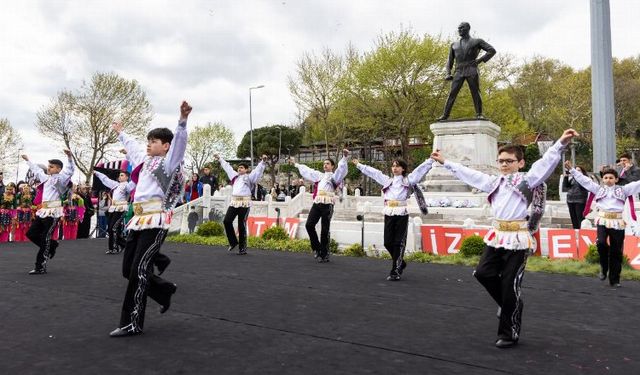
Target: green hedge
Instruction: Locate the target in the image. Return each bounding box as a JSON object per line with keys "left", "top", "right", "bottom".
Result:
{"left": 196, "top": 221, "right": 224, "bottom": 237}
{"left": 459, "top": 235, "right": 485, "bottom": 257}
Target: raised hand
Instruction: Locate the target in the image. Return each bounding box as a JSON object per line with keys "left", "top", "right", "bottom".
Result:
{"left": 261, "top": 154, "right": 268, "bottom": 163}
{"left": 213, "top": 154, "right": 220, "bottom": 160}
{"left": 63, "top": 149, "right": 73, "bottom": 158}
{"left": 564, "top": 160, "right": 573, "bottom": 170}
{"left": 352, "top": 158, "right": 359, "bottom": 166}
{"left": 288, "top": 156, "right": 295, "bottom": 165}
{"left": 430, "top": 150, "right": 445, "bottom": 164}
{"left": 119, "top": 148, "right": 127, "bottom": 155}
{"left": 343, "top": 149, "right": 350, "bottom": 158}
{"left": 21, "top": 154, "right": 29, "bottom": 162}
{"left": 111, "top": 121, "right": 124, "bottom": 134}
{"left": 180, "top": 101, "right": 193, "bottom": 120}
{"left": 559, "top": 129, "right": 579, "bottom": 145}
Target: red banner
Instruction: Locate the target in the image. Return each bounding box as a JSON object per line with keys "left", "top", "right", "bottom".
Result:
{"left": 247, "top": 217, "right": 300, "bottom": 239}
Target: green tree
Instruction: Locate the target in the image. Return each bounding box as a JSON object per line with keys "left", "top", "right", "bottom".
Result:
{"left": 36, "top": 72, "right": 152, "bottom": 182}
{"left": 237, "top": 125, "right": 303, "bottom": 184}
{"left": 186, "top": 122, "right": 236, "bottom": 173}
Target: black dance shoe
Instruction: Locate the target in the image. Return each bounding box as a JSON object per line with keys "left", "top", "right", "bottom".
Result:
{"left": 160, "top": 283, "right": 178, "bottom": 314}
{"left": 109, "top": 325, "right": 142, "bottom": 338}
{"left": 495, "top": 338, "right": 518, "bottom": 348}
{"left": 28, "top": 268, "right": 46, "bottom": 275}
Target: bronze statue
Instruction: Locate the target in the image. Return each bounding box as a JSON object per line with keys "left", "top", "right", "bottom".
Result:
{"left": 437, "top": 22, "right": 496, "bottom": 121}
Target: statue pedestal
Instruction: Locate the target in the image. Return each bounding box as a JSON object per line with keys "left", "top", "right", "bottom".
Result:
{"left": 424, "top": 119, "right": 501, "bottom": 192}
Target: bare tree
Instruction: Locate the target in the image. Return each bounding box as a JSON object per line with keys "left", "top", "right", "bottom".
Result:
{"left": 36, "top": 72, "right": 152, "bottom": 182}
{"left": 186, "top": 122, "right": 236, "bottom": 173}
{"left": 0, "top": 118, "right": 23, "bottom": 175}
{"left": 288, "top": 47, "right": 347, "bottom": 158}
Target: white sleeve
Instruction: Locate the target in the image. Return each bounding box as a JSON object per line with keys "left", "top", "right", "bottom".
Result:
{"left": 249, "top": 161, "right": 267, "bottom": 184}
{"left": 623, "top": 179, "right": 640, "bottom": 196}
{"left": 94, "top": 171, "right": 118, "bottom": 190}
{"left": 59, "top": 156, "right": 75, "bottom": 186}
{"left": 332, "top": 156, "right": 349, "bottom": 183}
{"left": 295, "top": 163, "right": 323, "bottom": 183}
{"left": 118, "top": 132, "right": 146, "bottom": 166}
{"left": 443, "top": 160, "right": 496, "bottom": 193}
{"left": 356, "top": 163, "right": 391, "bottom": 187}
{"left": 165, "top": 119, "right": 187, "bottom": 173}
{"left": 526, "top": 140, "right": 566, "bottom": 188}
{"left": 407, "top": 159, "right": 434, "bottom": 185}
{"left": 219, "top": 157, "right": 238, "bottom": 180}
{"left": 569, "top": 168, "right": 600, "bottom": 194}
{"left": 27, "top": 161, "right": 49, "bottom": 183}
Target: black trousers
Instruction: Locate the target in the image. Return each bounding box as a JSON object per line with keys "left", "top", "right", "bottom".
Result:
{"left": 107, "top": 211, "right": 127, "bottom": 252}
{"left": 442, "top": 74, "right": 482, "bottom": 117}
{"left": 223, "top": 206, "right": 250, "bottom": 249}
{"left": 383, "top": 215, "right": 409, "bottom": 275}
{"left": 596, "top": 225, "right": 625, "bottom": 285}
{"left": 119, "top": 228, "right": 174, "bottom": 332}
{"left": 305, "top": 203, "right": 334, "bottom": 258}
{"left": 567, "top": 202, "right": 586, "bottom": 229}
{"left": 26, "top": 216, "right": 59, "bottom": 270}
{"left": 474, "top": 246, "right": 528, "bottom": 341}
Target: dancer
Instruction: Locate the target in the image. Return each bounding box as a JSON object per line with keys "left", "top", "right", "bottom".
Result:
{"left": 108, "top": 101, "right": 191, "bottom": 337}
{"left": 352, "top": 155, "right": 433, "bottom": 280}
{"left": 430, "top": 128, "right": 578, "bottom": 348}
{"left": 22, "top": 150, "right": 75, "bottom": 274}
{"left": 289, "top": 150, "right": 349, "bottom": 262}
{"left": 216, "top": 153, "right": 267, "bottom": 255}
{"left": 565, "top": 160, "right": 640, "bottom": 288}
{"left": 94, "top": 170, "right": 134, "bottom": 254}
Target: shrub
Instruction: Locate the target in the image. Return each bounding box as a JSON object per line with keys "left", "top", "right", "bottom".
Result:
{"left": 196, "top": 221, "right": 224, "bottom": 237}
{"left": 459, "top": 235, "right": 485, "bottom": 257}
{"left": 343, "top": 243, "right": 366, "bottom": 257}
{"left": 329, "top": 238, "right": 339, "bottom": 253}
{"left": 585, "top": 244, "right": 599, "bottom": 264}
{"left": 262, "top": 225, "right": 289, "bottom": 241}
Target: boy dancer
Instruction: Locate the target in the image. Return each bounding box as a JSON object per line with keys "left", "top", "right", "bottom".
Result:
{"left": 565, "top": 160, "right": 640, "bottom": 287}
{"left": 216, "top": 153, "right": 267, "bottom": 255}
{"left": 289, "top": 150, "right": 349, "bottom": 262}
{"left": 352, "top": 155, "right": 433, "bottom": 280}
{"left": 21, "top": 150, "right": 75, "bottom": 274}
{"left": 94, "top": 170, "right": 135, "bottom": 254}
{"left": 430, "top": 129, "right": 578, "bottom": 348}
{"left": 108, "top": 101, "right": 191, "bottom": 337}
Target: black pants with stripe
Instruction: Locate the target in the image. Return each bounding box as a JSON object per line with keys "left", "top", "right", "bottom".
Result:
{"left": 474, "top": 246, "right": 528, "bottom": 341}
{"left": 305, "top": 203, "right": 334, "bottom": 258}
{"left": 119, "top": 228, "right": 174, "bottom": 332}
{"left": 383, "top": 215, "right": 409, "bottom": 275}
{"left": 26, "top": 216, "right": 59, "bottom": 270}
{"left": 107, "top": 211, "right": 126, "bottom": 252}
{"left": 596, "top": 225, "right": 625, "bottom": 285}
{"left": 223, "top": 206, "right": 250, "bottom": 250}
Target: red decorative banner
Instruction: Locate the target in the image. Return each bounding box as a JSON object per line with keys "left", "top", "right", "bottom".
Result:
{"left": 247, "top": 217, "right": 300, "bottom": 239}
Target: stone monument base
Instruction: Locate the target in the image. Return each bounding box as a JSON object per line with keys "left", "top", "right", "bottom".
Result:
{"left": 423, "top": 119, "right": 500, "bottom": 193}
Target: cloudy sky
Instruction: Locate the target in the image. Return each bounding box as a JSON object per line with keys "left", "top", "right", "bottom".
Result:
{"left": 1, "top": 0, "right": 639, "bottom": 180}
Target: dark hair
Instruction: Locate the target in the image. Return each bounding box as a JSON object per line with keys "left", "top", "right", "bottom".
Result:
{"left": 497, "top": 145, "right": 524, "bottom": 161}
{"left": 602, "top": 168, "right": 618, "bottom": 179}
{"left": 574, "top": 165, "right": 588, "bottom": 176}
{"left": 619, "top": 153, "right": 632, "bottom": 160}
{"left": 238, "top": 162, "right": 250, "bottom": 169}
{"left": 325, "top": 159, "right": 335, "bottom": 167}
{"left": 49, "top": 159, "right": 63, "bottom": 169}
{"left": 147, "top": 128, "right": 174, "bottom": 144}
{"left": 119, "top": 171, "right": 130, "bottom": 177}
{"left": 392, "top": 159, "right": 408, "bottom": 177}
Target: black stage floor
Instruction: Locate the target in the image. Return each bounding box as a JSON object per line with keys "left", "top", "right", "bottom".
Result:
{"left": 0, "top": 239, "right": 638, "bottom": 375}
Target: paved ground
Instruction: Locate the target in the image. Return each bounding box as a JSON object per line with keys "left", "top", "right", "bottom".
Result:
{"left": 1, "top": 239, "right": 638, "bottom": 375}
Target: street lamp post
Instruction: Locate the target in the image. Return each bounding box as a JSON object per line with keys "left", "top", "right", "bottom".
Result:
{"left": 249, "top": 85, "right": 265, "bottom": 169}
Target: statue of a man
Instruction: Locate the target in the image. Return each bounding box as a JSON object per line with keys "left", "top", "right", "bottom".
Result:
{"left": 437, "top": 22, "right": 496, "bottom": 121}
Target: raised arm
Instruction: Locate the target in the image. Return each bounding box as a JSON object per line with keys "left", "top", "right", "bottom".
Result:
{"left": 165, "top": 101, "right": 192, "bottom": 173}
{"left": 93, "top": 171, "right": 119, "bottom": 190}
{"left": 623, "top": 179, "right": 640, "bottom": 196}
{"left": 443, "top": 160, "right": 496, "bottom": 192}
{"left": 332, "top": 150, "right": 350, "bottom": 183}
{"left": 354, "top": 161, "right": 391, "bottom": 187}
{"left": 23, "top": 155, "right": 49, "bottom": 183}
{"left": 407, "top": 158, "right": 434, "bottom": 185}
{"left": 58, "top": 150, "right": 75, "bottom": 185}
{"left": 526, "top": 129, "right": 577, "bottom": 187}
{"left": 217, "top": 157, "right": 238, "bottom": 180}
{"left": 569, "top": 168, "right": 600, "bottom": 194}
{"left": 249, "top": 157, "right": 267, "bottom": 184}
{"left": 116, "top": 132, "right": 146, "bottom": 166}
{"left": 294, "top": 163, "right": 323, "bottom": 182}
